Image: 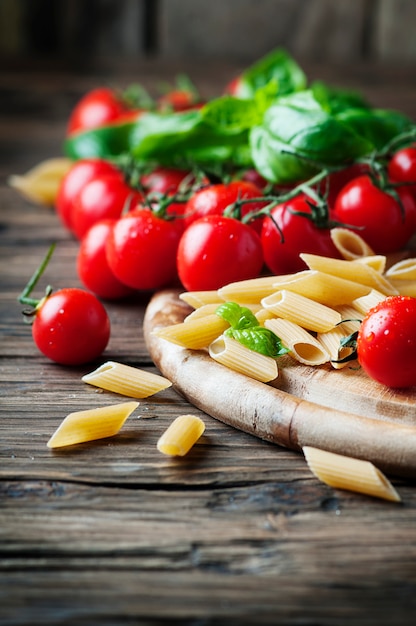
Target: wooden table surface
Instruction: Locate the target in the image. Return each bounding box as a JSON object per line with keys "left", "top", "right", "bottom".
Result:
{"left": 1, "top": 60, "right": 416, "bottom": 626}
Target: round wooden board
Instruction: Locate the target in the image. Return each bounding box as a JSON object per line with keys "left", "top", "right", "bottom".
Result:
{"left": 143, "top": 289, "right": 416, "bottom": 478}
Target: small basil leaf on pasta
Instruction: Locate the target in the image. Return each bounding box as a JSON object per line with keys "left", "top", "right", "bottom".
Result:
{"left": 215, "top": 301, "right": 258, "bottom": 330}
{"left": 227, "top": 326, "right": 289, "bottom": 358}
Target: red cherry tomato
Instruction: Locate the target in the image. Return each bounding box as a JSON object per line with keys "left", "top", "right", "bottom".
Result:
{"left": 158, "top": 91, "right": 203, "bottom": 112}
{"left": 388, "top": 146, "right": 416, "bottom": 199}
{"left": 184, "top": 181, "right": 267, "bottom": 233}
{"left": 261, "top": 194, "right": 340, "bottom": 275}
{"left": 177, "top": 215, "right": 264, "bottom": 291}
{"left": 67, "top": 87, "right": 130, "bottom": 135}
{"left": 77, "top": 219, "right": 134, "bottom": 300}
{"left": 357, "top": 295, "right": 416, "bottom": 388}
{"left": 322, "top": 163, "right": 369, "bottom": 209}
{"left": 32, "top": 288, "right": 110, "bottom": 365}
{"left": 72, "top": 174, "right": 141, "bottom": 240}
{"left": 55, "top": 158, "right": 121, "bottom": 231}
{"left": 141, "top": 167, "right": 192, "bottom": 195}
{"left": 106, "top": 208, "right": 185, "bottom": 291}
{"left": 334, "top": 174, "right": 416, "bottom": 254}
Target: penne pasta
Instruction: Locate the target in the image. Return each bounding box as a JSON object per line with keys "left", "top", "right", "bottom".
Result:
{"left": 299, "top": 254, "right": 396, "bottom": 296}
{"left": 385, "top": 258, "right": 416, "bottom": 281}
{"left": 265, "top": 318, "right": 330, "bottom": 366}
{"left": 317, "top": 326, "right": 358, "bottom": 369}
{"left": 82, "top": 361, "right": 171, "bottom": 398}
{"left": 157, "top": 414, "right": 205, "bottom": 456}
{"left": 271, "top": 270, "right": 371, "bottom": 306}
{"left": 261, "top": 289, "right": 341, "bottom": 332}
{"left": 218, "top": 275, "right": 290, "bottom": 304}
{"left": 356, "top": 255, "right": 386, "bottom": 273}
{"left": 334, "top": 305, "right": 363, "bottom": 334}
{"left": 152, "top": 314, "right": 229, "bottom": 349}
{"left": 8, "top": 157, "right": 73, "bottom": 206}
{"left": 330, "top": 227, "right": 375, "bottom": 260}
{"left": 47, "top": 401, "right": 139, "bottom": 448}
{"left": 209, "top": 335, "right": 278, "bottom": 382}
{"left": 179, "top": 290, "right": 224, "bottom": 308}
{"left": 303, "top": 446, "right": 401, "bottom": 502}
{"left": 352, "top": 289, "right": 386, "bottom": 316}
{"left": 388, "top": 279, "right": 416, "bottom": 297}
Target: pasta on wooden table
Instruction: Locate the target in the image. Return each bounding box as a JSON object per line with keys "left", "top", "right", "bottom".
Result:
{"left": 330, "top": 227, "right": 375, "bottom": 260}
{"left": 179, "top": 290, "right": 224, "bottom": 308}
{"left": 47, "top": 401, "right": 139, "bottom": 448}
{"left": 157, "top": 414, "right": 205, "bottom": 456}
{"left": 303, "top": 446, "right": 401, "bottom": 502}
{"left": 272, "top": 270, "right": 371, "bottom": 306}
{"left": 82, "top": 361, "right": 172, "bottom": 398}
{"left": 217, "top": 275, "right": 286, "bottom": 304}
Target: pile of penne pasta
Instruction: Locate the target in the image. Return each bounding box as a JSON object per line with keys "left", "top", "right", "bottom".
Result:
{"left": 154, "top": 227, "right": 416, "bottom": 384}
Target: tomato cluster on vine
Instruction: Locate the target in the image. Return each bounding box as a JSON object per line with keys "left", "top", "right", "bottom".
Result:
{"left": 55, "top": 144, "right": 416, "bottom": 298}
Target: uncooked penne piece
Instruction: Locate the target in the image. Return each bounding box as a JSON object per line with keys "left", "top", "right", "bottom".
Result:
{"left": 153, "top": 314, "right": 229, "bottom": 349}
{"left": 303, "top": 446, "right": 401, "bottom": 502}
{"left": 388, "top": 279, "right": 416, "bottom": 297}
{"left": 179, "top": 290, "right": 224, "bottom": 308}
{"left": 330, "top": 227, "right": 375, "bottom": 260}
{"left": 8, "top": 157, "right": 73, "bottom": 206}
{"left": 265, "top": 318, "right": 330, "bottom": 366}
{"left": 356, "top": 255, "right": 386, "bottom": 273}
{"left": 209, "top": 335, "right": 278, "bottom": 382}
{"left": 317, "top": 326, "right": 357, "bottom": 369}
{"left": 218, "top": 274, "right": 290, "bottom": 304}
{"left": 47, "top": 401, "right": 139, "bottom": 448}
{"left": 262, "top": 289, "right": 341, "bottom": 333}
{"left": 272, "top": 270, "right": 370, "bottom": 306}
{"left": 386, "top": 258, "right": 416, "bottom": 281}
{"left": 300, "top": 254, "right": 396, "bottom": 296}
{"left": 82, "top": 361, "right": 171, "bottom": 398}
{"left": 334, "top": 305, "right": 363, "bottom": 334}
{"left": 184, "top": 302, "right": 261, "bottom": 322}
{"left": 352, "top": 289, "right": 386, "bottom": 316}
{"left": 157, "top": 414, "right": 205, "bottom": 456}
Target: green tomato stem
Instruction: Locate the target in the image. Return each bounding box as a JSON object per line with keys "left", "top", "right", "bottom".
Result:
{"left": 18, "top": 243, "right": 56, "bottom": 308}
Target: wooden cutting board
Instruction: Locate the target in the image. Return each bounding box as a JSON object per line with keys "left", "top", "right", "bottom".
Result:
{"left": 143, "top": 289, "right": 416, "bottom": 478}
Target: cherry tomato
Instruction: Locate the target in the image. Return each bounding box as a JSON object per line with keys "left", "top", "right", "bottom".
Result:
{"left": 177, "top": 215, "right": 264, "bottom": 291}
{"left": 322, "top": 163, "right": 369, "bottom": 209}
{"left": 67, "top": 87, "right": 130, "bottom": 135}
{"left": 32, "top": 288, "right": 110, "bottom": 365}
{"left": 388, "top": 146, "right": 416, "bottom": 199}
{"left": 77, "top": 219, "right": 134, "bottom": 300}
{"left": 55, "top": 158, "right": 122, "bottom": 231}
{"left": 357, "top": 295, "right": 416, "bottom": 388}
{"left": 184, "top": 180, "right": 267, "bottom": 233}
{"left": 261, "top": 194, "right": 340, "bottom": 275}
{"left": 106, "top": 208, "right": 185, "bottom": 290}
{"left": 158, "top": 91, "right": 202, "bottom": 112}
{"left": 334, "top": 174, "right": 416, "bottom": 254}
{"left": 72, "top": 174, "right": 141, "bottom": 240}
{"left": 141, "top": 167, "right": 192, "bottom": 195}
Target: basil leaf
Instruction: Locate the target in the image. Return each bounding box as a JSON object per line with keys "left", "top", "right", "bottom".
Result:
{"left": 336, "top": 108, "right": 414, "bottom": 150}
{"left": 228, "top": 327, "right": 289, "bottom": 358}
{"left": 249, "top": 90, "right": 374, "bottom": 184}
{"left": 216, "top": 302, "right": 258, "bottom": 330}
{"left": 235, "top": 48, "right": 307, "bottom": 99}
{"left": 311, "top": 81, "right": 370, "bottom": 114}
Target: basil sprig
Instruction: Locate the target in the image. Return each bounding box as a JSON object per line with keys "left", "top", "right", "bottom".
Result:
{"left": 216, "top": 302, "right": 289, "bottom": 358}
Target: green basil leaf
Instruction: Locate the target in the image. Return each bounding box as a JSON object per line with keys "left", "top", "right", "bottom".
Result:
{"left": 311, "top": 81, "right": 370, "bottom": 114}
{"left": 249, "top": 90, "right": 374, "bottom": 184}
{"left": 229, "top": 327, "right": 289, "bottom": 358}
{"left": 216, "top": 302, "right": 258, "bottom": 330}
{"left": 235, "top": 48, "right": 307, "bottom": 99}
{"left": 201, "top": 96, "right": 262, "bottom": 132}
{"left": 336, "top": 107, "right": 414, "bottom": 150}
{"left": 64, "top": 119, "right": 139, "bottom": 159}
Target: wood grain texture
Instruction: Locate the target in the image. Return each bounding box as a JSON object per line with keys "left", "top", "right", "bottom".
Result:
{"left": 2, "top": 62, "right": 416, "bottom": 626}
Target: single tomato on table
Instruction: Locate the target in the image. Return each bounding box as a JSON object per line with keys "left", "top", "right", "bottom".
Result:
{"left": 260, "top": 194, "right": 340, "bottom": 275}
{"left": 333, "top": 174, "right": 416, "bottom": 253}
{"left": 177, "top": 214, "right": 264, "bottom": 291}
{"left": 357, "top": 295, "right": 416, "bottom": 388}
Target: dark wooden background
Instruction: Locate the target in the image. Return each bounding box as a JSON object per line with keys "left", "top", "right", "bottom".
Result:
{"left": 1, "top": 0, "right": 416, "bottom": 71}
